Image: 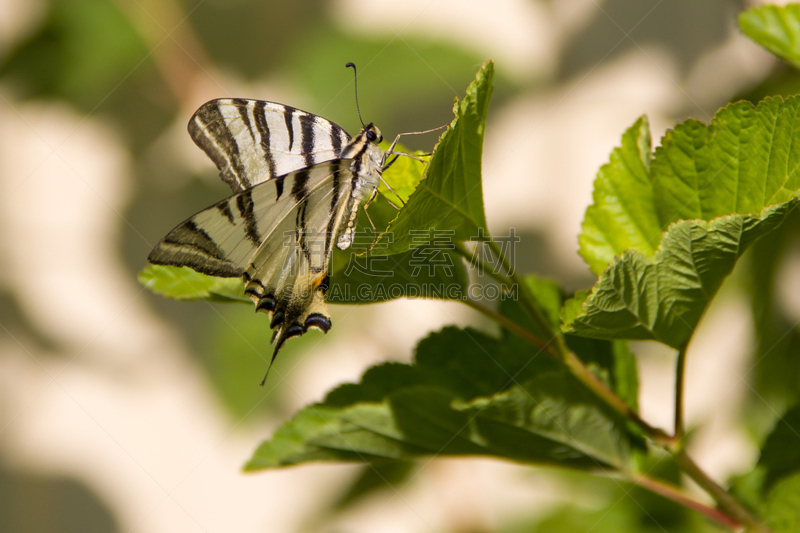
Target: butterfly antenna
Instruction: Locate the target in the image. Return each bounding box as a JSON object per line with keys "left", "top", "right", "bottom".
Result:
{"left": 345, "top": 62, "right": 365, "bottom": 127}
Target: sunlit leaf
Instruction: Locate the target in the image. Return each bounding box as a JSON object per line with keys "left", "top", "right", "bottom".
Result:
{"left": 581, "top": 97, "right": 800, "bottom": 276}
{"left": 740, "top": 4, "right": 800, "bottom": 69}
{"left": 139, "top": 264, "right": 249, "bottom": 303}
{"left": 378, "top": 61, "right": 492, "bottom": 254}
{"left": 565, "top": 200, "right": 799, "bottom": 349}
{"left": 579, "top": 117, "right": 659, "bottom": 275}
{"left": 573, "top": 96, "right": 800, "bottom": 348}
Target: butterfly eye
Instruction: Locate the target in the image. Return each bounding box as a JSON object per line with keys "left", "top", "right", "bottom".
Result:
{"left": 366, "top": 130, "right": 377, "bottom": 142}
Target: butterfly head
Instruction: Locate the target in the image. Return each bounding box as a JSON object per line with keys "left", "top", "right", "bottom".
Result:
{"left": 361, "top": 123, "right": 383, "bottom": 145}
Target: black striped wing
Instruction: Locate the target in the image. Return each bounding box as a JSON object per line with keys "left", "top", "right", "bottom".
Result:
{"left": 148, "top": 160, "right": 353, "bottom": 355}
{"left": 189, "top": 98, "right": 352, "bottom": 193}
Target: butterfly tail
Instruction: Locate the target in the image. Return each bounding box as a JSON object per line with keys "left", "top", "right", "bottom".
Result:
{"left": 248, "top": 272, "right": 332, "bottom": 385}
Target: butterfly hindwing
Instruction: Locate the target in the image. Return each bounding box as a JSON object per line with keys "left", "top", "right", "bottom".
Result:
{"left": 188, "top": 98, "right": 352, "bottom": 192}
{"left": 148, "top": 160, "right": 353, "bottom": 278}
{"left": 243, "top": 162, "right": 353, "bottom": 352}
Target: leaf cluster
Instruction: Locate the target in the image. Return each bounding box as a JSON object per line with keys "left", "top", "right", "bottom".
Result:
{"left": 139, "top": 5, "right": 800, "bottom": 530}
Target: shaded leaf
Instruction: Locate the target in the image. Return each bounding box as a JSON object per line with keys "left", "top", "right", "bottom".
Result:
{"left": 746, "top": 208, "right": 800, "bottom": 412}
{"left": 610, "top": 340, "right": 639, "bottom": 412}
{"left": 728, "top": 466, "right": 767, "bottom": 517}
{"left": 764, "top": 472, "right": 800, "bottom": 533}
{"left": 499, "top": 276, "right": 564, "bottom": 340}
{"left": 564, "top": 200, "right": 800, "bottom": 349}
{"left": 331, "top": 460, "right": 416, "bottom": 511}
{"left": 378, "top": 61, "right": 492, "bottom": 254}
{"left": 504, "top": 279, "right": 639, "bottom": 412}
{"left": 758, "top": 403, "right": 800, "bottom": 491}
{"left": 246, "top": 316, "right": 635, "bottom": 472}
{"left": 740, "top": 4, "right": 800, "bottom": 69}
{"left": 327, "top": 246, "right": 468, "bottom": 304}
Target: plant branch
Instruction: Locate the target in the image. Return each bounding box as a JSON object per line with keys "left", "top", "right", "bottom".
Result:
{"left": 562, "top": 350, "right": 674, "bottom": 445}
{"left": 619, "top": 472, "right": 743, "bottom": 531}
{"left": 461, "top": 298, "right": 549, "bottom": 351}
{"left": 452, "top": 241, "right": 514, "bottom": 287}
{"left": 674, "top": 344, "right": 688, "bottom": 440}
{"left": 481, "top": 237, "right": 673, "bottom": 442}
{"left": 468, "top": 236, "right": 767, "bottom": 531}
{"left": 671, "top": 449, "right": 771, "bottom": 533}
{"left": 485, "top": 239, "right": 567, "bottom": 353}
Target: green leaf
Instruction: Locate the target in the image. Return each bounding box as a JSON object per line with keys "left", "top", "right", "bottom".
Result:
{"left": 580, "top": 97, "right": 800, "bottom": 276}
{"left": 246, "top": 315, "right": 636, "bottom": 472}
{"left": 0, "top": 0, "right": 148, "bottom": 111}
{"left": 378, "top": 61, "right": 493, "bottom": 255}
{"left": 327, "top": 246, "right": 468, "bottom": 304}
{"left": 728, "top": 466, "right": 767, "bottom": 517}
{"left": 138, "top": 265, "right": 249, "bottom": 303}
{"left": 764, "top": 472, "right": 800, "bottom": 533}
{"left": 740, "top": 4, "right": 800, "bottom": 69}
{"left": 564, "top": 200, "right": 800, "bottom": 349}
{"left": 579, "top": 116, "right": 659, "bottom": 275}
{"left": 610, "top": 340, "right": 639, "bottom": 412}
{"left": 758, "top": 403, "right": 800, "bottom": 490}
{"left": 747, "top": 209, "right": 800, "bottom": 411}
{"left": 503, "top": 279, "right": 639, "bottom": 412}
{"left": 140, "top": 243, "right": 468, "bottom": 306}
{"left": 141, "top": 142, "right": 468, "bottom": 305}
{"left": 573, "top": 96, "right": 800, "bottom": 347}
{"left": 500, "top": 276, "right": 564, "bottom": 340}
{"left": 330, "top": 460, "right": 416, "bottom": 511}
{"left": 560, "top": 290, "right": 590, "bottom": 326}
{"left": 653, "top": 99, "right": 800, "bottom": 225}
{"left": 378, "top": 145, "right": 427, "bottom": 203}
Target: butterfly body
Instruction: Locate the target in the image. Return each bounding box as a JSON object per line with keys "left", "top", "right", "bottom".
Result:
{"left": 148, "top": 98, "right": 386, "bottom": 364}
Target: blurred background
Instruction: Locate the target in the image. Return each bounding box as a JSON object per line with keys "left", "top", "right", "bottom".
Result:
{"left": 2, "top": 0, "right": 800, "bottom": 531}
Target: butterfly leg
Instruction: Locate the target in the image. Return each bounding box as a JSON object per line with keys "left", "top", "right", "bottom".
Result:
{"left": 382, "top": 154, "right": 400, "bottom": 172}
{"left": 363, "top": 187, "right": 380, "bottom": 247}
{"left": 386, "top": 151, "right": 429, "bottom": 163}
{"left": 385, "top": 124, "right": 447, "bottom": 156}
{"left": 378, "top": 177, "right": 405, "bottom": 208}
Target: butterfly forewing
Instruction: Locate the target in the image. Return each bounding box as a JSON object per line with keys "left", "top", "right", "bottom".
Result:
{"left": 189, "top": 98, "right": 352, "bottom": 192}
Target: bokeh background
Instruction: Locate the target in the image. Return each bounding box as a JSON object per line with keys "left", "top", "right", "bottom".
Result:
{"left": 2, "top": 0, "right": 799, "bottom": 531}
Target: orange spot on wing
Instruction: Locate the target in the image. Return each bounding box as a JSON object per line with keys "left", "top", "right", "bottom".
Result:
{"left": 311, "top": 272, "right": 328, "bottom": 290}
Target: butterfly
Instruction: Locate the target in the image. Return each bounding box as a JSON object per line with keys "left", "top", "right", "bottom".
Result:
{"left": 147, "top": 66, "right": 427, "bottom": 382}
